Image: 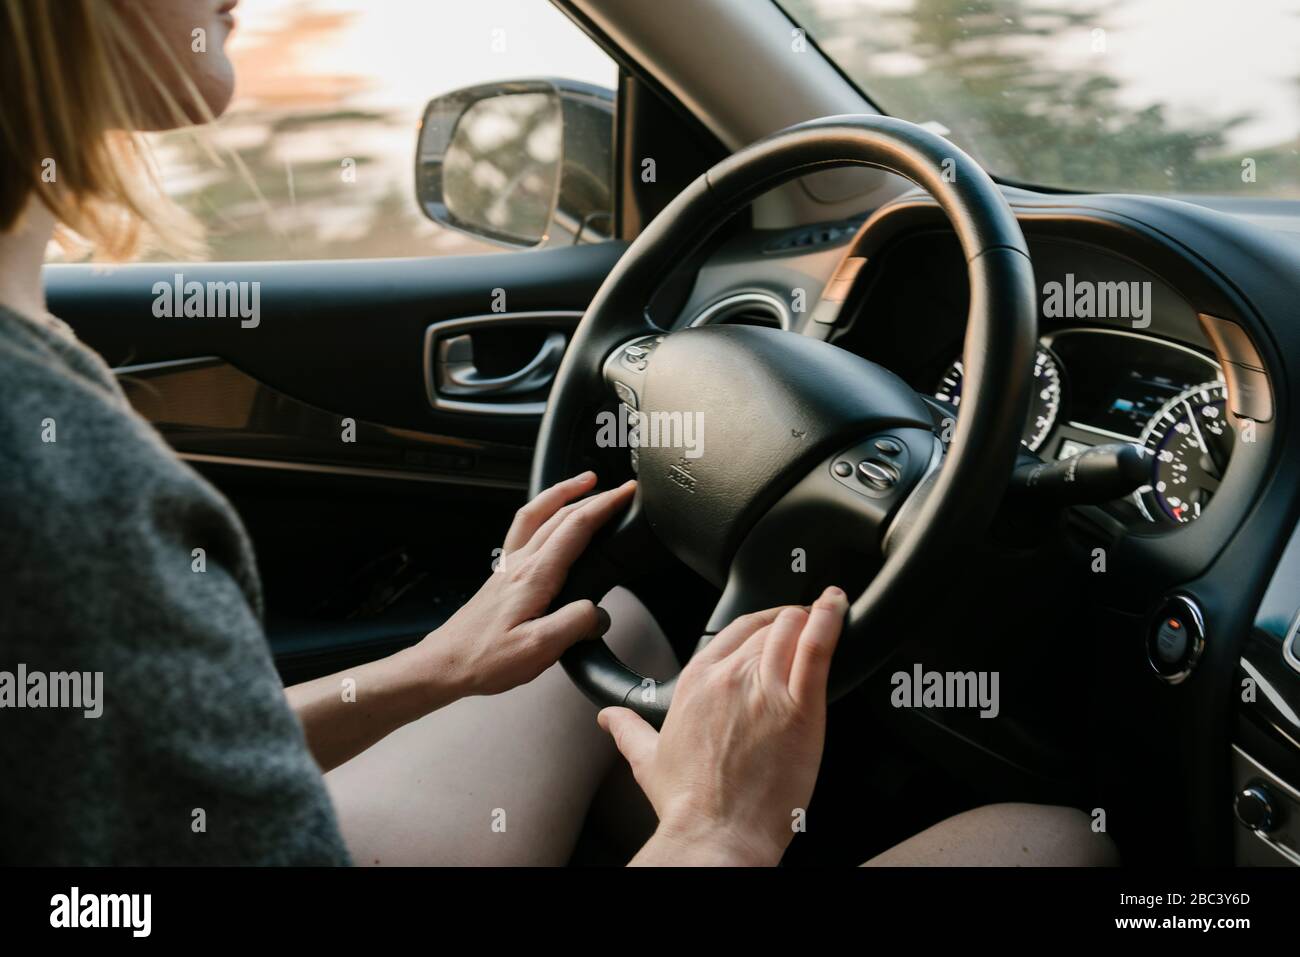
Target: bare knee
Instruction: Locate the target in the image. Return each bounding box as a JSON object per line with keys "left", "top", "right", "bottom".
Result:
{"left": 865, "top": 801, "right": 1120, "bottom": 867}
{"left": 971, "top": 802, "right": 1119, "bottom": 866}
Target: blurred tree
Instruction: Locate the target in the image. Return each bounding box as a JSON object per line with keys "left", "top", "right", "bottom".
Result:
{"left": 783, "top": 0, "right": 1296, "bottom": 196}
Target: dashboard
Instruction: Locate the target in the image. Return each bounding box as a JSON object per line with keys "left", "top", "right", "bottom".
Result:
{"left": 664, "top": 168, "right": 1300, "bottom": 866}
{"left": 668, "top": 183, "right": 1300, "bottom": 866}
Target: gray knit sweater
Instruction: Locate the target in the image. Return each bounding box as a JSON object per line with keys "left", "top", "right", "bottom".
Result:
{"left": 0, "top": 305, "right": 349, "bottom": 865}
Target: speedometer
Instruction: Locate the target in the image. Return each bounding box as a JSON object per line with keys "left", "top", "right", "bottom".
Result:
{"left": 1135, "top": 381, "right": 1232, "bottom": 525}
{"left": 934, "top": 346, "right": 1062, "bottom": 452}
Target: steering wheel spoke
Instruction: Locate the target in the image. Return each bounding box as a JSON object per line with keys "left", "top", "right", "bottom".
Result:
{"left": 705, "top": 427, "right": 942, "bottom": 632}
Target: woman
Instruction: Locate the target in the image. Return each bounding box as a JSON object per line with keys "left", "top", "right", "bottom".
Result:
{"left": 0, "top": 0, "right": 1114, "bottom": 867}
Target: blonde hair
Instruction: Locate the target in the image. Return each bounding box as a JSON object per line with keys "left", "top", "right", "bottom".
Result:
{"left": 0, "top": 0, "right": 216, "bottom": 259}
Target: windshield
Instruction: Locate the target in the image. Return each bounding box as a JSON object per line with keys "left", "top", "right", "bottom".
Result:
{"left": 779, "top": 0, "right": 1300, "bottom": 198}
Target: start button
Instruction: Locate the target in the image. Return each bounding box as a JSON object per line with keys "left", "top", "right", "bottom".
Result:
{"left": 1153, "top": 617, "right": 1188, "bottom": 665}
{"left": 1147, "top": 596, "right": 1205, "bottom": 684}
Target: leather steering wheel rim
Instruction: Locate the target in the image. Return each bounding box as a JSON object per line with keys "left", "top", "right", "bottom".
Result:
{"left": 531, "top": 114, "right": 1037, "bottom": 725}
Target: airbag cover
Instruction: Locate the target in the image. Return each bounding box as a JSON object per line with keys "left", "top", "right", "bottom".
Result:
{"left": 636, "top": 324, "right": 932, "bottom": 584}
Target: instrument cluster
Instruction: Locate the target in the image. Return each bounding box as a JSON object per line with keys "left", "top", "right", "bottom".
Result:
{"left": 932, "top": 328, "right": 1229, "bottom": 526}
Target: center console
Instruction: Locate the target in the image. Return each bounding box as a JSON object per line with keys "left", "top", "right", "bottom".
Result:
{"left": 1234, "top": 519, "right": 1300, "bottom": 865}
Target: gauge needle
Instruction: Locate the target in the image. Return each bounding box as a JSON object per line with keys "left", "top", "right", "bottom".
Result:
{"left": 1184, "top": 398, "right": 1229, "bottom": 479}
{"left": 1180, "top": 398, "right": 1225, "bottom": 480}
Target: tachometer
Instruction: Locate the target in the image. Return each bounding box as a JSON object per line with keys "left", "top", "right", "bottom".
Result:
{"left": 1135, "top": 381, "right": 1231, "bottom": 525}
{"left": 934, "top": 346, "right": 1062, "bottom": 452}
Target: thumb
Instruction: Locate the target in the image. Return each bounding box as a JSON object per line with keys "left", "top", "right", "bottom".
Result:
{"left": 597, "top": 706, "right": 659, "bottom": 777}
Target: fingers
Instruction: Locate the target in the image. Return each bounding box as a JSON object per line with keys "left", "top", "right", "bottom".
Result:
{"left": 597, "top": 706, "right": 659, "bottom": 779}
{"left": 758, "top": 605, "right": 810, "bottom": 689}
{"left": 531, "top": 480, "right": 637, "bottom": 571}
{"left": 692, "top": 606, "right": 785, "bottom": 665}
{"left": 522, "top": 598, "right": 611, "bottom": 655}
{"left": 788, "top": 587, "right": 848, "bottom": 707}
{"left": 517, "top": 498, "right": 586, "bottom": 558}
{"left": 519, "top": 479, "right": 636, "bottom": 561}
{"left": 502, "top": 471, "right": 597, "bottom": 555}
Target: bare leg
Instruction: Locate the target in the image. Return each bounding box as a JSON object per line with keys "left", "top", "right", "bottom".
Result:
{"left": 863, "top": 802, "right": 1119, "bottom": 867}
{"left": 324, "top": 587, "right": 678, "bottom": 866}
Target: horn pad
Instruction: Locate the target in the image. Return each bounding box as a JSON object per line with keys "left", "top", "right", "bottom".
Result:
{"left": 635, "top": 325, "right": 932, "bottom": 584}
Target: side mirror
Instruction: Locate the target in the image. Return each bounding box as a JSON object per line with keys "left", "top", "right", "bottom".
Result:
{"left": 415, "top": 79, "right": 614, "bottom": 249}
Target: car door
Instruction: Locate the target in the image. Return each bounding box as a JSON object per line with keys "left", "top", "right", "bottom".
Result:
{"left": 40, "top": 0, "right": 715, "bottom": 684}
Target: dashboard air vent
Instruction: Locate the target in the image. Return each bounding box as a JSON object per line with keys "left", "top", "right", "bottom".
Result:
{"left": 689, "top": 293, "right": 790, "bottom": 331}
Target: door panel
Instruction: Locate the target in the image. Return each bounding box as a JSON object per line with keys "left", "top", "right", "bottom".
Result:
{"left": 46, "top": 242, "right": 624, "bottom": 440}
{"left": 44, "top": 241, "right": 624, "bottom": 680}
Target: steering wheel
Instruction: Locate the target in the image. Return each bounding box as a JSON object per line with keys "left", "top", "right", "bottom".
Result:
{"left": 530, "top": 114, "right": 1037, "bottom": 727}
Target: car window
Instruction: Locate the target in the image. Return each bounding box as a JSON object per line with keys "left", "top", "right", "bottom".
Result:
{"left": 138, "top": 0, "right": 617, "bottom": 262}
{"left": 780, "top": 0, "right": 1300, "bottom": 198}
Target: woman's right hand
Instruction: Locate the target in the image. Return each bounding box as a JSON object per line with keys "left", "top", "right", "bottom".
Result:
{"left": 598, "top": 586, "right": 849, "bottom": 866}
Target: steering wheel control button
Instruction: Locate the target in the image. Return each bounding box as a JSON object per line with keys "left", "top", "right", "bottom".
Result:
{"left": 829, "top": 433, "right": 918, "bottom": 500}
{"left": 617, "top": 336, "right": 663, "bottom": 372}
{"left": 1234, "top": 785, "right": 1276, "bottom": 832}
{"left": 1147, "top": 595, "right": 1206, "bottom": 683}
{"left": 857, "top": 460, "right": 898, "bottom": 490}
{"left": 613, "top": 381, "right": 638, "bottom": 409}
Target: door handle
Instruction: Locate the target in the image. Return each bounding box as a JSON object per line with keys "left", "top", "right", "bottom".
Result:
{"left": 423, "top": 310, "right": 582, "bottom": 416}
{"left": 437, "top": 330, "right": 567, "bottom": 398}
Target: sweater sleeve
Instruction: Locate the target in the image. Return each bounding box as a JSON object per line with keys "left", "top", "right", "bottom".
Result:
{"left": 0, "top": 313, "right": 350, "bottom": 865}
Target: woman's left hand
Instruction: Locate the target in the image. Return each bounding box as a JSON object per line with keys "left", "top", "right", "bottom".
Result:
{"left": 416, "top": 473, "right": 637, "bottom": 699}
{"left": 288, "top": 473, "right": 636, "bottom": 772}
